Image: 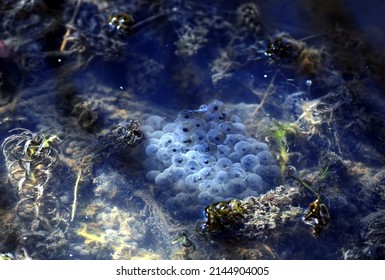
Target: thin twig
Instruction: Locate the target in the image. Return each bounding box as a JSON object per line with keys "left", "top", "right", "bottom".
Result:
{"left": 70, "top": 168, "right": 82, "bottom": 222}
{"left": 253, "top": 71, "right": 278, "bottom": 115}
{"left": 60, "top": 0, "right": 83, "bottom": 52}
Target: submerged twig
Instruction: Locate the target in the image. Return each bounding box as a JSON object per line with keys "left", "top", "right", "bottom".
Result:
{"left": 60, "top": 0, "right": 83, "bottom": 52}
{"left": 253, "top": 71, "right": 278, "bottom": 115}
{"left": 70, "top": 168, "right": 82, "bottom": 222}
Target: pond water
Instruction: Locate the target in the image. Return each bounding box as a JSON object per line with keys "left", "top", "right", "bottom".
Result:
{"left": 1, "top": 0, "right": 385, "bottom": 260}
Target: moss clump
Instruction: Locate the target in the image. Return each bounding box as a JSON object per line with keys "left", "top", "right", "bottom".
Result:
{"left": 200, "top": 199, "right": 246, "bottom": 238}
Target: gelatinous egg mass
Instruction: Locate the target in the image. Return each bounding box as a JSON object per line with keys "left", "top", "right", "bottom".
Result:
{"left": 141, "top": 100, "right": 281, "bottom": 218}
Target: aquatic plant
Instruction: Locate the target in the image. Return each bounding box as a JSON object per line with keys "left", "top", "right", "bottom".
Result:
{"left": 175, "top": 23, "right": 208, "bottom": 56}
{"left": 1, "top": 128, "right": 70, "bottom": 259}
{"left": 199, "top": 199, "right": 246, "bottom": 239}
{"left": 75, "top": 205, "right": 148, "bottom": 260}
{"left": 198, "top": 186, "right": 304, "bottom": 243}
{"left": 0, "top": 252, "right": 14, "bottom": 260}
{"left": 2, "top": 128, "right": 61, "bottom": 204}
{"left": 233, "top": 2, "right": 261, "bottom": 36}
{"left": 303, "top": 198, "right": 330, "bottom": 237}
{"left": 286, "top": 169, "right": 330, "bottom": 237}
{"left": 172, "top": 231, "right": 196, "bottom": 259}
{"left": 265, "top": 121, "right": 298, "bottom": 174}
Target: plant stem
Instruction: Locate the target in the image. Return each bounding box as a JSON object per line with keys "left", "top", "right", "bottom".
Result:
{"left": 71, "top": 168, "right": 82, "bottom": 222}
{"left": 60, "top": 0, "right": 83, "bottom": 51}
{"left": 287, "top": 172, "right": 319, "bottom": 197}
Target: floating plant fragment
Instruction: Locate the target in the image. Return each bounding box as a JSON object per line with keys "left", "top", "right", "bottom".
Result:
{"left": 107, "top": 13, "right": 135, "bottom": 36}
{"left": 172, "top": 231, "right": 196, "bottom": 259}
{"left": 303, "top": 198, "right": 330, "bottom": 237}
{"left": 286, "top": 168, "right": 331, "bottom": 237}
{"left": 200, "top": 199, "right": 246, "bottom": 239}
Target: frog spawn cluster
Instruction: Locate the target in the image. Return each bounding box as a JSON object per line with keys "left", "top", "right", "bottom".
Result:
{"left": 141, "top": 100, "right": 281, "bottom": 218}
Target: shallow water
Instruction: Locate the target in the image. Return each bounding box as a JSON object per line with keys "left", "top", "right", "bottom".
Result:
{"left": 1, "top": 0, "right": 385, "bottom": 260}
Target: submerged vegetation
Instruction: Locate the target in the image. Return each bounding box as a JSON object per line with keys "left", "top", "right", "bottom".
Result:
{"left": 1, "top": 0, "right": 385, "bottom": 259}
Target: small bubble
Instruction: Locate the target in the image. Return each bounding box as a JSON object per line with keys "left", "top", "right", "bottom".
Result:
{"left": 306, "top": 79, "right": 312, "bottom": 86}
{"left": 263, "top": 74, "right": 268, "bottom": 78}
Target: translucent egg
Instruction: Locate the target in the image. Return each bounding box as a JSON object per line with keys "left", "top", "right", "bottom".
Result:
{"left": 171, "top": 154, "right": 188, "bottom": 167}
{"left": 240, "top": 154, "right": 260, "bottom": 171}
{"left": 176, "top": 109, "right": 196, "bottom": 121}
{"left": 159, "top": 133, "right": 176, "bottom": 147}
{"left": 249, "top": 140, "right": 269, "bottom": 154}
{"left": 191, "top": 129, "right": 207, "bottom": 144}
{"left": 147, "top": 130, "right": 163, "bottom": 139}
{"left": 185, "top": 173, "right": 203, "bottom": 191}
{"left": 229, "top": 114, "right": 242, "bottom": 123}
{"left": 229, "top": 152, "right": 240, "bottom": 162}
{"left": 166, "top": 142, "right": 184, "bottom": 156}
{"left": 177, "top": 134, "right": 194, "bottom": 146}
{"left": 145, "top": 143, "right": 159, "bottom": 157}
{"left": 184, "top": 159, "right": 202, "bottom": 173}
{"left": 218, "top": 122, "right": 235, "bottom": 134}
{"left": 162, "top": 122, "right": 177, "bottom": 133}
{"left": 256, "top": 150, "right": 275, "bottom": 165}
{"left": 169, "top": 166, "right": 187, "bottom": 183}
{"left": 224, "top": 134, "right": 242, "bottom": 148}
{"left": 175, "top": 122, "right": 193, "bottom": 136}
{"left": 155, "top": 172, "right": 171, "bottom": 186}
{"left": 156, "top": 147, "right": 172, "bottom": 162}
{"left": 207, "top": 99, "right": 225, "bottom": 112}
{"left": 199, "top": 167, "right": 216, "bottom": 179}
{"left": 145, "top": 115, "right": 166, "bottom": 130}
{"left": 234, "top": 140, "right": 252, "bottom": 157}
{"left": 215, "top": 157, "right": 233, "bottom": 169}
{"left": 253, "top": 165, "right": 281, "bottom": 186}
{"left": 231, "top": 123, "right": 247, "bottom": 134}
{"left": 196, "top": 154, "right": 216, "bottom": 167}
{"left": 184, "top": 150, "right": 200, "bottom": 160}
{"left": 193, "top": 143, "right": 215, "bottom": 154}
{"left": 224, "top": 179, "right": 246, "bottom": 196}
{"left": 146, "top": 138, "right": 160, "bottom": 145}
{"left": 203, "top": 111, "right": 229, "bottom": 122}
{"left": 207, "top": 184, "right": 223, "bottom": 197}
{"left": 198, "top": 191, "right": 213, "bottom": 205}
{"left": 140, "top": 125, "right": 154, "bottom": 133}
{"left": 214, "top": 170, "right": 229, "bottom": 185}
{"left": 146, "top": 170, "right": 160, "bottom": 182}
{"left": 228, "top": 164, "right": 246, "bottom": 179}
{"left": 198, "top": 179, "right": 212, "bottom": 192}
{"left": 207, "top": 128, "right": 226, "bottom": 144}
{"left": 244, "top": 173, "right": 266, "bottom": 192}
{"left": 216, "top": 144, "right": 231, "bottom": 158}
{"left": 189, "top": 119, "right": 207, "bottom": 130}
{"left": 203, "top": 100, "right": 230, "bottom": 122}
